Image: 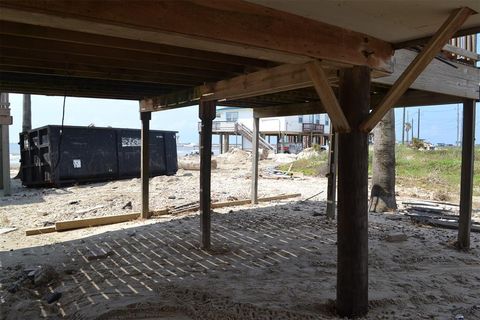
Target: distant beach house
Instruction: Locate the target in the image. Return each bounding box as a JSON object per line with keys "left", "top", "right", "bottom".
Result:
{"left": 199, "top": 107, "right": 331, "bottom": 153}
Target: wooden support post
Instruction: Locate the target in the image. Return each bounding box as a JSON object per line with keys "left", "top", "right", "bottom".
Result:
{"left": 0, "top": 93, "right": 11, "bottom": 196}
{"left": 251, "top": 117, "right": 260, "bottom": 204}
{"left": 199, "top": 100, "right": 216, "bottom": 250}
{"left": 457, "top": 99, "right": 476, "bottom": 250}
{"left": 336, "top": 66, "right": 370, "bottom": 318}
{"left": 326, "top": 129, "right": 338, "bottom": 219}
{"left": 22, "top": 94, "right": 31, "bottom": 132}
{"left": 140, "top": 111, "right": 151, "bottom": 219}
{"left": 219, "top": 134, "right": 223, "bottom": 154}
{"left": 224, "top": 134, "right": 229, "bottom": 153}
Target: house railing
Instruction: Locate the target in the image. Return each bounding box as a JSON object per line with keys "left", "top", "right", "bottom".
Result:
{"left": 302, "top": 123, "right": 324, "bottom": 133}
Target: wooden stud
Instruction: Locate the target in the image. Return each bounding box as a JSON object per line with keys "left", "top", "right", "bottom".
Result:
{"left": 199, "top": 100, "right": 216, "bottom": 250}
{"left": 306, "top": 60, "right": 351, "bottom": 133}
{"left": 336, "top": 66, "right": 370, "bottom": 318}
{"left": 55, "top": 213, "right": 140, "bottom": 231}
{"left": 140, "top": 110, "right": 151, "bottom": 219}
{"left": 457, "top": 99, "right": 476, "bottom": 250}
{"left": 360, "top": 7, "right": 475, "bottom": 132}
{"left": 251, "top": 117, "right": 260, "bottom": 204}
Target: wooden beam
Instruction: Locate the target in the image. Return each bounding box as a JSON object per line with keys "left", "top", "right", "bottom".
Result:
{"left": 360, "top": 7, "right": 475, "bottom": 132}
{"left": 0, "top": 35, "right": 246, "bottom": 74}
{"left": 457, "top": 99, "right": 476, "bottom": 250}
{"left": 251, "top": 117, "right": 260, "bottom": 204}
{"left": 143, "top": 63, "right": 337, "bottom": 111}
{"left": 199, "top": 100, "right": 216, "bottom": 250}
{"left": 0, "top": 21, "right": 273, "bottom": 69}
{"left": 306, "top": 60, "right": 351, "bottom": 133}
{"left": 140, "top": 111, "right": 151, "bottom": 219}
{"left": 442, "top": 43, "right": 480, "bottom": 61}
{"left": 0, "top": 0, "right": 394, "bottom": 71}
{"left": 336, "top": 66, "right": 370, "bottom": 318}
{"left": 55, "top": 213, "right": 139, "bottom": 232}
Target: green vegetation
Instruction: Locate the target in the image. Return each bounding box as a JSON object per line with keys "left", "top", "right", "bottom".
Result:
{"left": 278, "top": 145, "right": 480, "bottom": 197}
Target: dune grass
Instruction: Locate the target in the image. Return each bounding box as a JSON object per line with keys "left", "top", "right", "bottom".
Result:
{"left": 278, "top": 145, "right": 480, "bottom": 197}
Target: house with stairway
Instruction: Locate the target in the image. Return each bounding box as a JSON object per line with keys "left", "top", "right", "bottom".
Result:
{"left": 202, "top": 107, "right": 331, "bottom": 153}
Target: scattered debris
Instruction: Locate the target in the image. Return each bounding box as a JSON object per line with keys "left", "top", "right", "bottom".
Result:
{"left": 385, "top": 233, "right": 408, "bottom": 243}
{"left": 32, "top": 265, "right": 58, "bottom": 286}
{"left": 86, "top": 249, "right": 114, "bottom": 261}
{"left": 122, "top": 201, "right": 133, "bottom": 210}
{"left": 0, "top": 227, "right": 17, "bottom": 235}
{"left": 69, "top": 201, "right": 79, "bottom": 205}
{"left": 45, "top": 291, "right": 62, "bottom": 304}
{"left": 168, "top": 195, "right": 176, "bottom": 200}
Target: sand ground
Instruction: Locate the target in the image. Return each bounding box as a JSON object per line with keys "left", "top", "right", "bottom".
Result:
{"left": 1, "top": 151, "right": 479, "bottom": 319}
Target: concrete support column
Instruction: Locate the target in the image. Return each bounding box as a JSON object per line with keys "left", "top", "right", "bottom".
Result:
{"left": 140, "top": 111, "right": 151, "bottom": 219}
{"left": 199, "top": 100, "right": 216, "bottom": 250}
{"left": 336, "top": 66, "right": 370, "bottom": 318}
{"left": 23, "top": 94, "right": 32, "bottom": 133}
{"left": 251, "top": 117, "right": 259, "bottom": 204}
{"left": 457, "top": 99, "right": 476, "bottom": 250}
{"left": 224, "top": 134, "right": 230, "bottom": 153}
{"left": 219, "top": 134, "right": 223, "bottom": 154}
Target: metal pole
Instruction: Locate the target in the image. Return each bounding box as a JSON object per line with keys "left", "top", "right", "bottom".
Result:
{"left": 457, "top": 99, "right": 475, "bottom": 249}
{"left": 402, "top": 107, "right": 405, "bottom": 144}
{"left": 140, "top": 111, "right": 151, "bottom": 219}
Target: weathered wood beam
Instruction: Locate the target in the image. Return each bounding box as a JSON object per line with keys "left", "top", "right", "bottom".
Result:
{"left": 142, "top": 62, "right": 336, "bottom": 111}
{"left": 306, "top": 60, "right": 351, "bottom": 133}
{"left": 360, "top": 7, "right": 476, "bottom": 132}
{"left": 0, "top": 0, "right": 394, "bottom": 71}
{"left": 0, "top": 35, "right": 246, "bottom": 74}
{"left": 442, "top": 43, "right": 480, "bottom": 61}
{"left": 0, "top": 21, "right": 274, "bottom": 69}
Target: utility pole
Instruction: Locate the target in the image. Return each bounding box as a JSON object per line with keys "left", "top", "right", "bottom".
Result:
{"left": 23, "top": 94, "right": 32, "bottom": 133}
{"left": 417, "top": 108, "right": 420, "bottom": 139}
{"left": 0, "top": 92, "right": 11, "bottom": 196}
{"left": 402, "top": 107, "right": 405, "bottom": 144}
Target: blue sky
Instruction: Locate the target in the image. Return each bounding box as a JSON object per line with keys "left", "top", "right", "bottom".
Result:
{"left": 6, "top": 93, "right": 479, "bottom": 145}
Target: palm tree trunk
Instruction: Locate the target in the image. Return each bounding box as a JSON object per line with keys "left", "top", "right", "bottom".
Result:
{"left": 369, "top": 109, "right": 397, "bottom": 212}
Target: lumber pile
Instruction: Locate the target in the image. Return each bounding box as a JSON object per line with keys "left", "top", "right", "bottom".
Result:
{"left": 26, "top": 193, "right": 301, "bottom": 236}
{"left": 402, "top": 200, "right": 480, "bottom": 233}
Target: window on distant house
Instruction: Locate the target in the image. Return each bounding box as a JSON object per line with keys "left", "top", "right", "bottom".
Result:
{"left": 315, "top": 114, "right": 320, "bottom": 124}
{"left": 298, "top": 116, "right": 303, "bottom": 123}
{"left": 216, "top": 112, "right": 221, "bottom": 118}
{"left": 325, "top": 117, "right": 329, "bottom": 125}
{"left": 226, "top": 112, "right": 238, "bottom": 122}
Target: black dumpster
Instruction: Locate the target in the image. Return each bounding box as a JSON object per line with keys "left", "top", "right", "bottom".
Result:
{"left": 19, "top": 125, "right": 178, "bottom": 187}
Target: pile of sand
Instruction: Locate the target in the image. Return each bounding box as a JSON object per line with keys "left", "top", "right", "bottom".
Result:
{"left": 296, "top": 148, "right": 321, "bottom": 160}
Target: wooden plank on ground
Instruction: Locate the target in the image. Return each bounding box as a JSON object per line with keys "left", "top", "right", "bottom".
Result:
{"left": 25, "top": 226, "right": 56, "bottom": 236}
{"left": 55, "top": 213, "right": 140, "bottom": 232}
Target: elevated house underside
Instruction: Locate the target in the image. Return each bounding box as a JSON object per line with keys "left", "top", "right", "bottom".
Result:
{"left": 0, "top": 0, "right": 479, "bottom": 317}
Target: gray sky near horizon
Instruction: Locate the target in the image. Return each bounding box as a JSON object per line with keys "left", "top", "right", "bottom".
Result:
{"left": 6, "top": 93, "right": 480, "bottom": 146}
